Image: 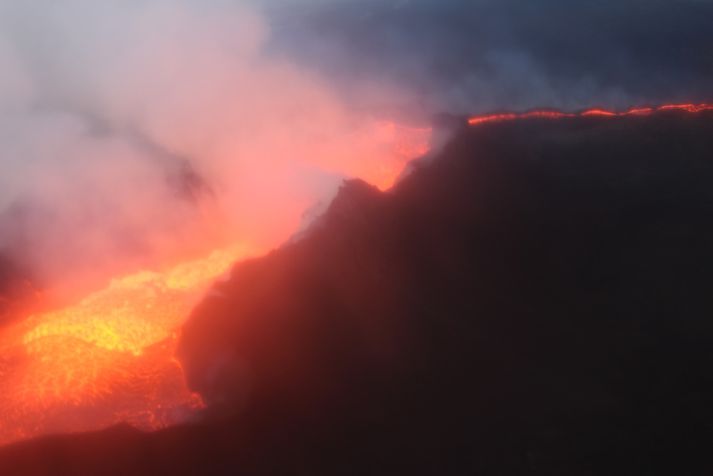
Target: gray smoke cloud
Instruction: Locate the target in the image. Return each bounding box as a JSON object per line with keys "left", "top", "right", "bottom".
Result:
{"left": 0, "top": 0, "right": 422, "bottom": 297}
{"left": 0, "top": 0, "right": 711, "bottom": 297}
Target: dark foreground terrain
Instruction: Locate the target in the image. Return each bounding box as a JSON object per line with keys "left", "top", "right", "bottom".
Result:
{"left": 2, "top": 111, "right": 713, "bottom": 475}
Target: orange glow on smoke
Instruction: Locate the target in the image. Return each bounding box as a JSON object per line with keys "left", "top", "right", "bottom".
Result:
{"left": 467, "top": 103, "right": 713, "bottom": 126}
{"left": 366, "top": 122, "right": 432, "bottom": 190}
{"left": 302, "top": 121, "right": 432, "bottom": 192}
{"left": 0, "top": 121, "right": 431, "bottom": 446}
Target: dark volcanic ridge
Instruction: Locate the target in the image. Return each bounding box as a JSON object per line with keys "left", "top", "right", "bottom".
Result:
{"left": 2, "top": 110, "right": 713, "bottom": 475}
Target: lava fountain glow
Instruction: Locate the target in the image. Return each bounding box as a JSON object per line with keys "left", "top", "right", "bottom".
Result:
{"left": 0, "top": 121, "right": 431, "bottom": 446}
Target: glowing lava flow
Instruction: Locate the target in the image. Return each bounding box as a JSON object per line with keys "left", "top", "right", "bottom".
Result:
{"left": 468, "top": 103, "right": 713, "bottom": 126}
{"left": 0, "top": 121, "right": 432, "bottom": 446}
{"left": 0, "top": 244, "right": 259, "bottom": 445}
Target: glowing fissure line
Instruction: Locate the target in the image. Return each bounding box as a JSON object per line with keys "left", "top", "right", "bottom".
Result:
{"left": 468, "top": 103, "right": 713, "bottom": 126}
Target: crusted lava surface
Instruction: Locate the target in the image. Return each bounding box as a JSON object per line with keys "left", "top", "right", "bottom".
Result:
{"left": 2, "top": 110, "right": 713, "bottom": 475}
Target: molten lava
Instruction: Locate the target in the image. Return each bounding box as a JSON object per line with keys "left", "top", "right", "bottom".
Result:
{"left": 0, "top": 121, "right": 431, "bottom": 446}
{"left": 467, "top": 103, "right": 713, "bottom": 126}
{"left": 0, "top": 245, "right": 257, "bottom": 445}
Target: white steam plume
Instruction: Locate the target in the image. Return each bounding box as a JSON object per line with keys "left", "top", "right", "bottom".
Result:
{"left": 0, "top": 0, "right": 425, "bottom": 296}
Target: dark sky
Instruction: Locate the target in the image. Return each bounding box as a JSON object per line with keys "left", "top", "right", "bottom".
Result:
{"left": 266, "top": 0, "right": 713, "bottom": 114}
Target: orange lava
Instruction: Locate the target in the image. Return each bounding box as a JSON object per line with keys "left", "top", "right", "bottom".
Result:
{"left": 467, "top": 113, "right": 520, "bottom": 126}
{"left": 0, "top": 121, "right": 432, "bottom": 446}
{"left": 0, "top": 244, "right": 259, "bottom": 445}
{"left": 468, "top": 103, "right": 713, "bottom": 126}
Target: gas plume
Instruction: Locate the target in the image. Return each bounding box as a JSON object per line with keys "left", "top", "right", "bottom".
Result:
{"left": 0, "top": 0, "right": 429, "bottom": 298}
{"left": 0, "top": 0, "right": 431, "bottom": 445}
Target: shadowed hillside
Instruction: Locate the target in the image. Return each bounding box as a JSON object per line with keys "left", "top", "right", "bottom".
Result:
{"left": 2, "top": 111, "right": 713, "bottom": 475}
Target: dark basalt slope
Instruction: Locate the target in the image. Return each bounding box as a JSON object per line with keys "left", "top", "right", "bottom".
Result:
{"left": 2, "top": 111, "right": 713, "bottom": 475}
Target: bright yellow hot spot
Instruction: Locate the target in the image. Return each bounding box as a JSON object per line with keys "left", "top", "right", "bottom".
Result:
{"left": 23, "top": 246, "right": 245, "bottom": 355}
{"left": 0, "top": 244, "right": 257, "bottom": 445}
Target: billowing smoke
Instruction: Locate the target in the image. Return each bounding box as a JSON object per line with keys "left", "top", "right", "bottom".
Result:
{"left": 2, "top": 0, "right": 711, "bottom": 298}
{"left": 0, "top": 0, "right": 426, "bottom": 297}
